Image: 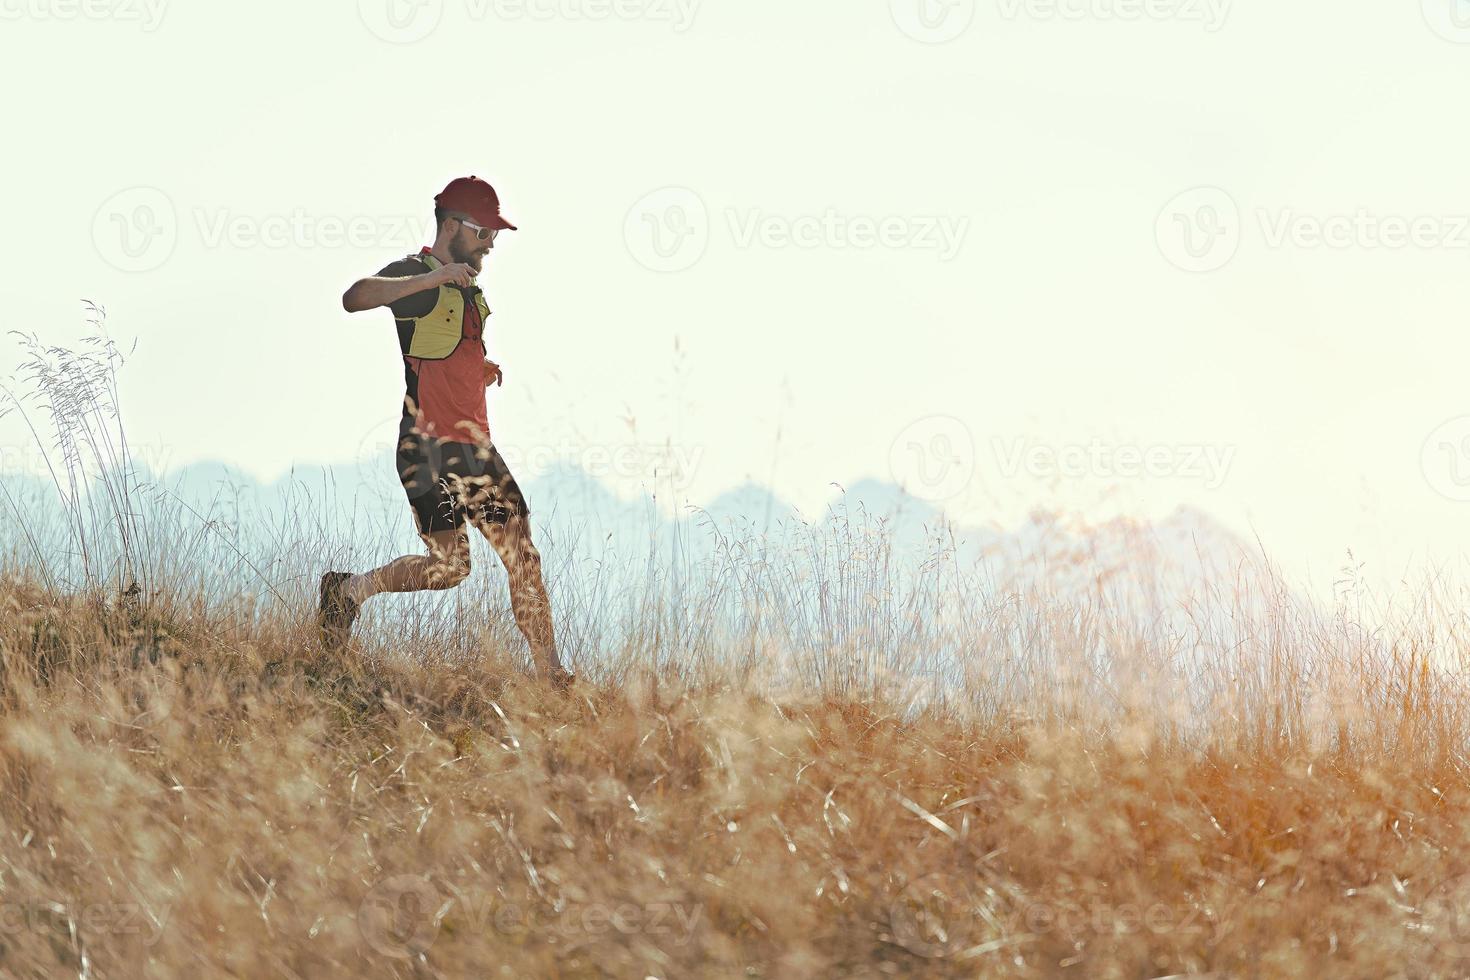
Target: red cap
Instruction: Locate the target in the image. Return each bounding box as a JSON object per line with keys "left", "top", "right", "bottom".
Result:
{"left": 434, "top": 175, "right": 517, "bottom": 231}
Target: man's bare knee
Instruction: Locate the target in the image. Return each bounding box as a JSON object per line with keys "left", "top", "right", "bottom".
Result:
{"left": 483, "top": 518, "right": 541, "bottom": 572}
{"left": 512, "top": 535, "right": 542, "bottom": 571}
{"left": 424, "top": 555, "right": 470, "bottom": 589}
{"left": 422, "top": 531, "right": 471, "bottom": 589}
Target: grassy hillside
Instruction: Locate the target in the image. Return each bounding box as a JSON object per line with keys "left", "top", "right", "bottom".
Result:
{"left": 6, "top": 329, "right": 1470, "bottom": 977}
{"left": 3, "top": 570, "right": 1470, "bottom": 979}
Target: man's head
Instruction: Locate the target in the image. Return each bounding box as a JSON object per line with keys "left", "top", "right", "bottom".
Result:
{"left": 432, "top": 176, "right": 517, "bottom": 275}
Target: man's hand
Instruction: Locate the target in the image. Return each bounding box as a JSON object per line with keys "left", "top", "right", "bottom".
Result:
{"left": 432, "top": 263, "right": 479, "bottom": 289}
{"left": 484, "top": 359, "right": 504, "bottom": 388}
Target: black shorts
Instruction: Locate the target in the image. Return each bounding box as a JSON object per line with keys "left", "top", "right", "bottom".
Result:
{"left": 396, "top": 432, "right": 529, "bottom": 534}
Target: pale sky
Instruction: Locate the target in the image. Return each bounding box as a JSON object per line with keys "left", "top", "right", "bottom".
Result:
{"left": 2, "top": 0, "right": 1469, "bottom": 596}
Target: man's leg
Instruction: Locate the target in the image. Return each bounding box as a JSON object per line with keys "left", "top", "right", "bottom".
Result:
{"left": 345, "top": 528, "right": 470, "bottom": 604}
{"left": 476, "top": 514, "right": 567, "bottom": 679}
{"left": 320, "top": 528, "right": 469, "bottom": 649}
{"left": 320, "top": 434, "right": 479, "bottom": 649}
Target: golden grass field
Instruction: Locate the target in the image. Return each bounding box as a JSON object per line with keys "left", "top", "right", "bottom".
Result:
{"left": 6, "top": 330, "right": 1470, "bottom": 978}
{"left": 3, "top": 563, "right": 1470, "bottom": 979}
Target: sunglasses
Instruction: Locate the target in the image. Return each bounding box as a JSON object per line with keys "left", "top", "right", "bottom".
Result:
{"left": 456, "top": 216, "right": 500, "bottom": 243}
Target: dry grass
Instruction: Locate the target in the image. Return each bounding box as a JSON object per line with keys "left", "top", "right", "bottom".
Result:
{"left": 7, "top": 325, "right": 1470, "bottom": 978}
{"left": 3, "top": 568, "right": 1470, "bottom": 979}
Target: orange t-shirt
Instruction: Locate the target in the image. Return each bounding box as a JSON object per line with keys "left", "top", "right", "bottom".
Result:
{"left": 379, "top": 249, "right": 491, "bottom": 443}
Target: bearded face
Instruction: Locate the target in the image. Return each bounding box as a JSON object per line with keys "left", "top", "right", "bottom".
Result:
{"left": 448, "top": 223, "right": 494, "bottom": 274}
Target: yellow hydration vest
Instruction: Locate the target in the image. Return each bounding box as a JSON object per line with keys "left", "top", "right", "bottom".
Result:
{"left": 400, "top": 253, "right": 492, "bottom": 361}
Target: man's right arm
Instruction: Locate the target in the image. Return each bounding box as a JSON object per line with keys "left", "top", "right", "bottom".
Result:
{"left": 341, "top": 260, "right": 478, "bottom": 314}
{"left": 342, "top": 270, "right": 437, "bottom": 314}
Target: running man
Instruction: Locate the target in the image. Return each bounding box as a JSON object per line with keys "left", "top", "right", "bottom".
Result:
{"left": 319, "top": 175, "right": 572, "bottom": 690}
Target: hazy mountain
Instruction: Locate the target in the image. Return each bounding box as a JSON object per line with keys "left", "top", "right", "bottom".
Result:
{"left": 1, "top": 456, "right": 1285, "bottom": 629}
